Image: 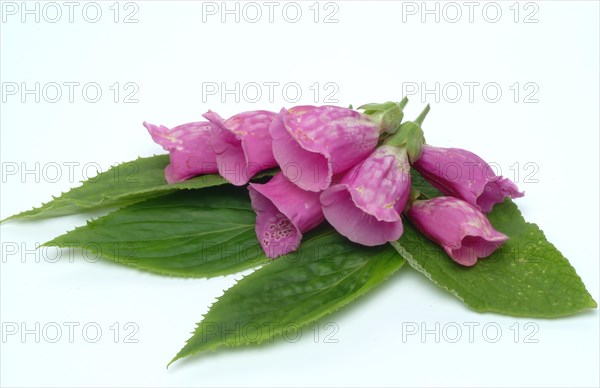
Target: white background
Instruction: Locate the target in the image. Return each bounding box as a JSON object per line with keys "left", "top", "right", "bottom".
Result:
{"left": 1, "top": 1, "right": 599, "bottom": 387}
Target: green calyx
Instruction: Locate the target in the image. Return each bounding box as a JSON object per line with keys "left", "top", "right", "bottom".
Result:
{"left": 384, "top": 104, "right": 430, "bottom": 163}
{"left": 358, "top": 97, "right": 430, "bottom": 163}
{"left": 358, "top": 97, "right": 409, "bottom": 134}
{"left": 403, "top": 187, "right": 422, "bottom": 213}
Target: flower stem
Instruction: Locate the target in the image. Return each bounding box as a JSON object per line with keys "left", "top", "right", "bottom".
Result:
{"left": 414, "top": 104, "right": 431, "bottom": 126}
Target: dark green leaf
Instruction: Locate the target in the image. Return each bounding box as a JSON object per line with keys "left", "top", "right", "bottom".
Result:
{"left": 2, "top": 155, "right": 229, "bottom": 222}
{"left": 410, "top": 169, "right": 442, "bottom": 199}
{"left": 44, "top": 186, "right": 268, "bottom": 277}
{"left": 169, "top": 226, "right": 405, "bottom": 365}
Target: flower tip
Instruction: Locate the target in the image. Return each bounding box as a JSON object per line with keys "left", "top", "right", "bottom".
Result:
{"left": 399, "top": 96, "right": 409, "bottom": 106}
{"left": 449, "top": 233, "right": 508, "bottom": 266}
{"left": 142, "top": 121, "right": 157, "bottom": 132}
{"left": 143, "top": 121, "right": 168, "bottom": 137}
{"left": 143, "top": 121, "right": 175, "bottom": 150}
{"left": 506, "top": 186, "right": 525, "bottom": 201}
{"left": 278, "top": 106, "right": 290, "bottom": 117}
{"left": 202, "top": 110, "right": 225, "bottom": 126}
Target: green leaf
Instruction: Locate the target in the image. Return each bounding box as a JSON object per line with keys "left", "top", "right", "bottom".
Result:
{"left": 169, "top": 226, "right": 405, "bottom": 366}
{"left": 44, "top": 186, "right": 268, "bottom": 278}
{"left": 410, "top": 169, "right": 442, "bottom": 199}
{"left": 392, "top": 199, "right": 597, "bottom": 317}
{"left": 2, "top": 155, "right": 228, "bottom": 222}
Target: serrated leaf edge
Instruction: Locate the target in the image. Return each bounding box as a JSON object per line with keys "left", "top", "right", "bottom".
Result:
{"left": 167, "top": 248, "right": 405, "bottom": 367}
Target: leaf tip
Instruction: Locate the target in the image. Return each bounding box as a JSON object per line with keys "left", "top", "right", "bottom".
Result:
{"left": 40, "top": 240, "right": 54, "bottom": 248}
{"left": 166, "top": 356, "right": 179, "bottom": 369}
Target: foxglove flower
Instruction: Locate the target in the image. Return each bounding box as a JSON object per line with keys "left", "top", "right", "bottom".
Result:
{"left": 407, "top": 196, "right": 508, "bottom": 266}
{"left": 271, "top": 105, "right": 380, "bottom": 192}
{"left": 203, "top": 110, "right": 281, "bottom": 186}
{"left": 320, "top": 145, "right": 411, "bottom": 246}
{"left": 413, "top": 145, "right": 524, "bottom": 212}
{"left": 144, "top": 121, "right": 218, "bottom": 184}
{"left": 248, "top": 173, "right": 324, "bottom": 259}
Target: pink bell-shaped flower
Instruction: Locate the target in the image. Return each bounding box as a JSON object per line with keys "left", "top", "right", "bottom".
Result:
{"left": 203, "top": 110, "right": 281, "bottom": 186}
{"left": 248, "top": 173, "right": 325, "bottom": 259}
{"left": 413, "top": 145, "right": 524, "bottom": 213}
{"left": 270, "top": 105, "right": 380, "bottom": 192}
{"left": 320, "top": 145, "right": 411, "bottom": 246}
{"left": 144, "top": 121, "right": 218, "bottom": 184}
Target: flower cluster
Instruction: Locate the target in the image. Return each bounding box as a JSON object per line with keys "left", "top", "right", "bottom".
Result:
{"left": 145, "top": 100, "right": 523, "bottom": 266}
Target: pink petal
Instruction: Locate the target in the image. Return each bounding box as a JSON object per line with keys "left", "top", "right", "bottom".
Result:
{"left": 477, "top": 177, "right": 525, "bottom": 213}
{"left": 321, "top": 185, "right": 404, "bottom": 246}
{"left": 320, "top": 145, "right": 411, "bottom": 246}
{"left": 270, "top": 112, "right": 330, "bottom": 192}
{"left": 204, "top": 110, "right": 280, "bottom": 186}
{"left": 272, "top": 106, "right": 380, "bottom": 192}
{"left": 448, "top": 235, "right": 506, "bottom": 266}
{"left": 343, "top": 145, "right": 411, "bottom": 222}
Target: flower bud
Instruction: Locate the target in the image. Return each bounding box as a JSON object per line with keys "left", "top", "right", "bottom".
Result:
{"left": 413, "top": 145, "right": 524, "bottom": 212}
{"left": 407, "top": 196, "right": 508, "bottom": 266}
{"left": 144, "top": 121, "right": 218, "bottom": 184}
